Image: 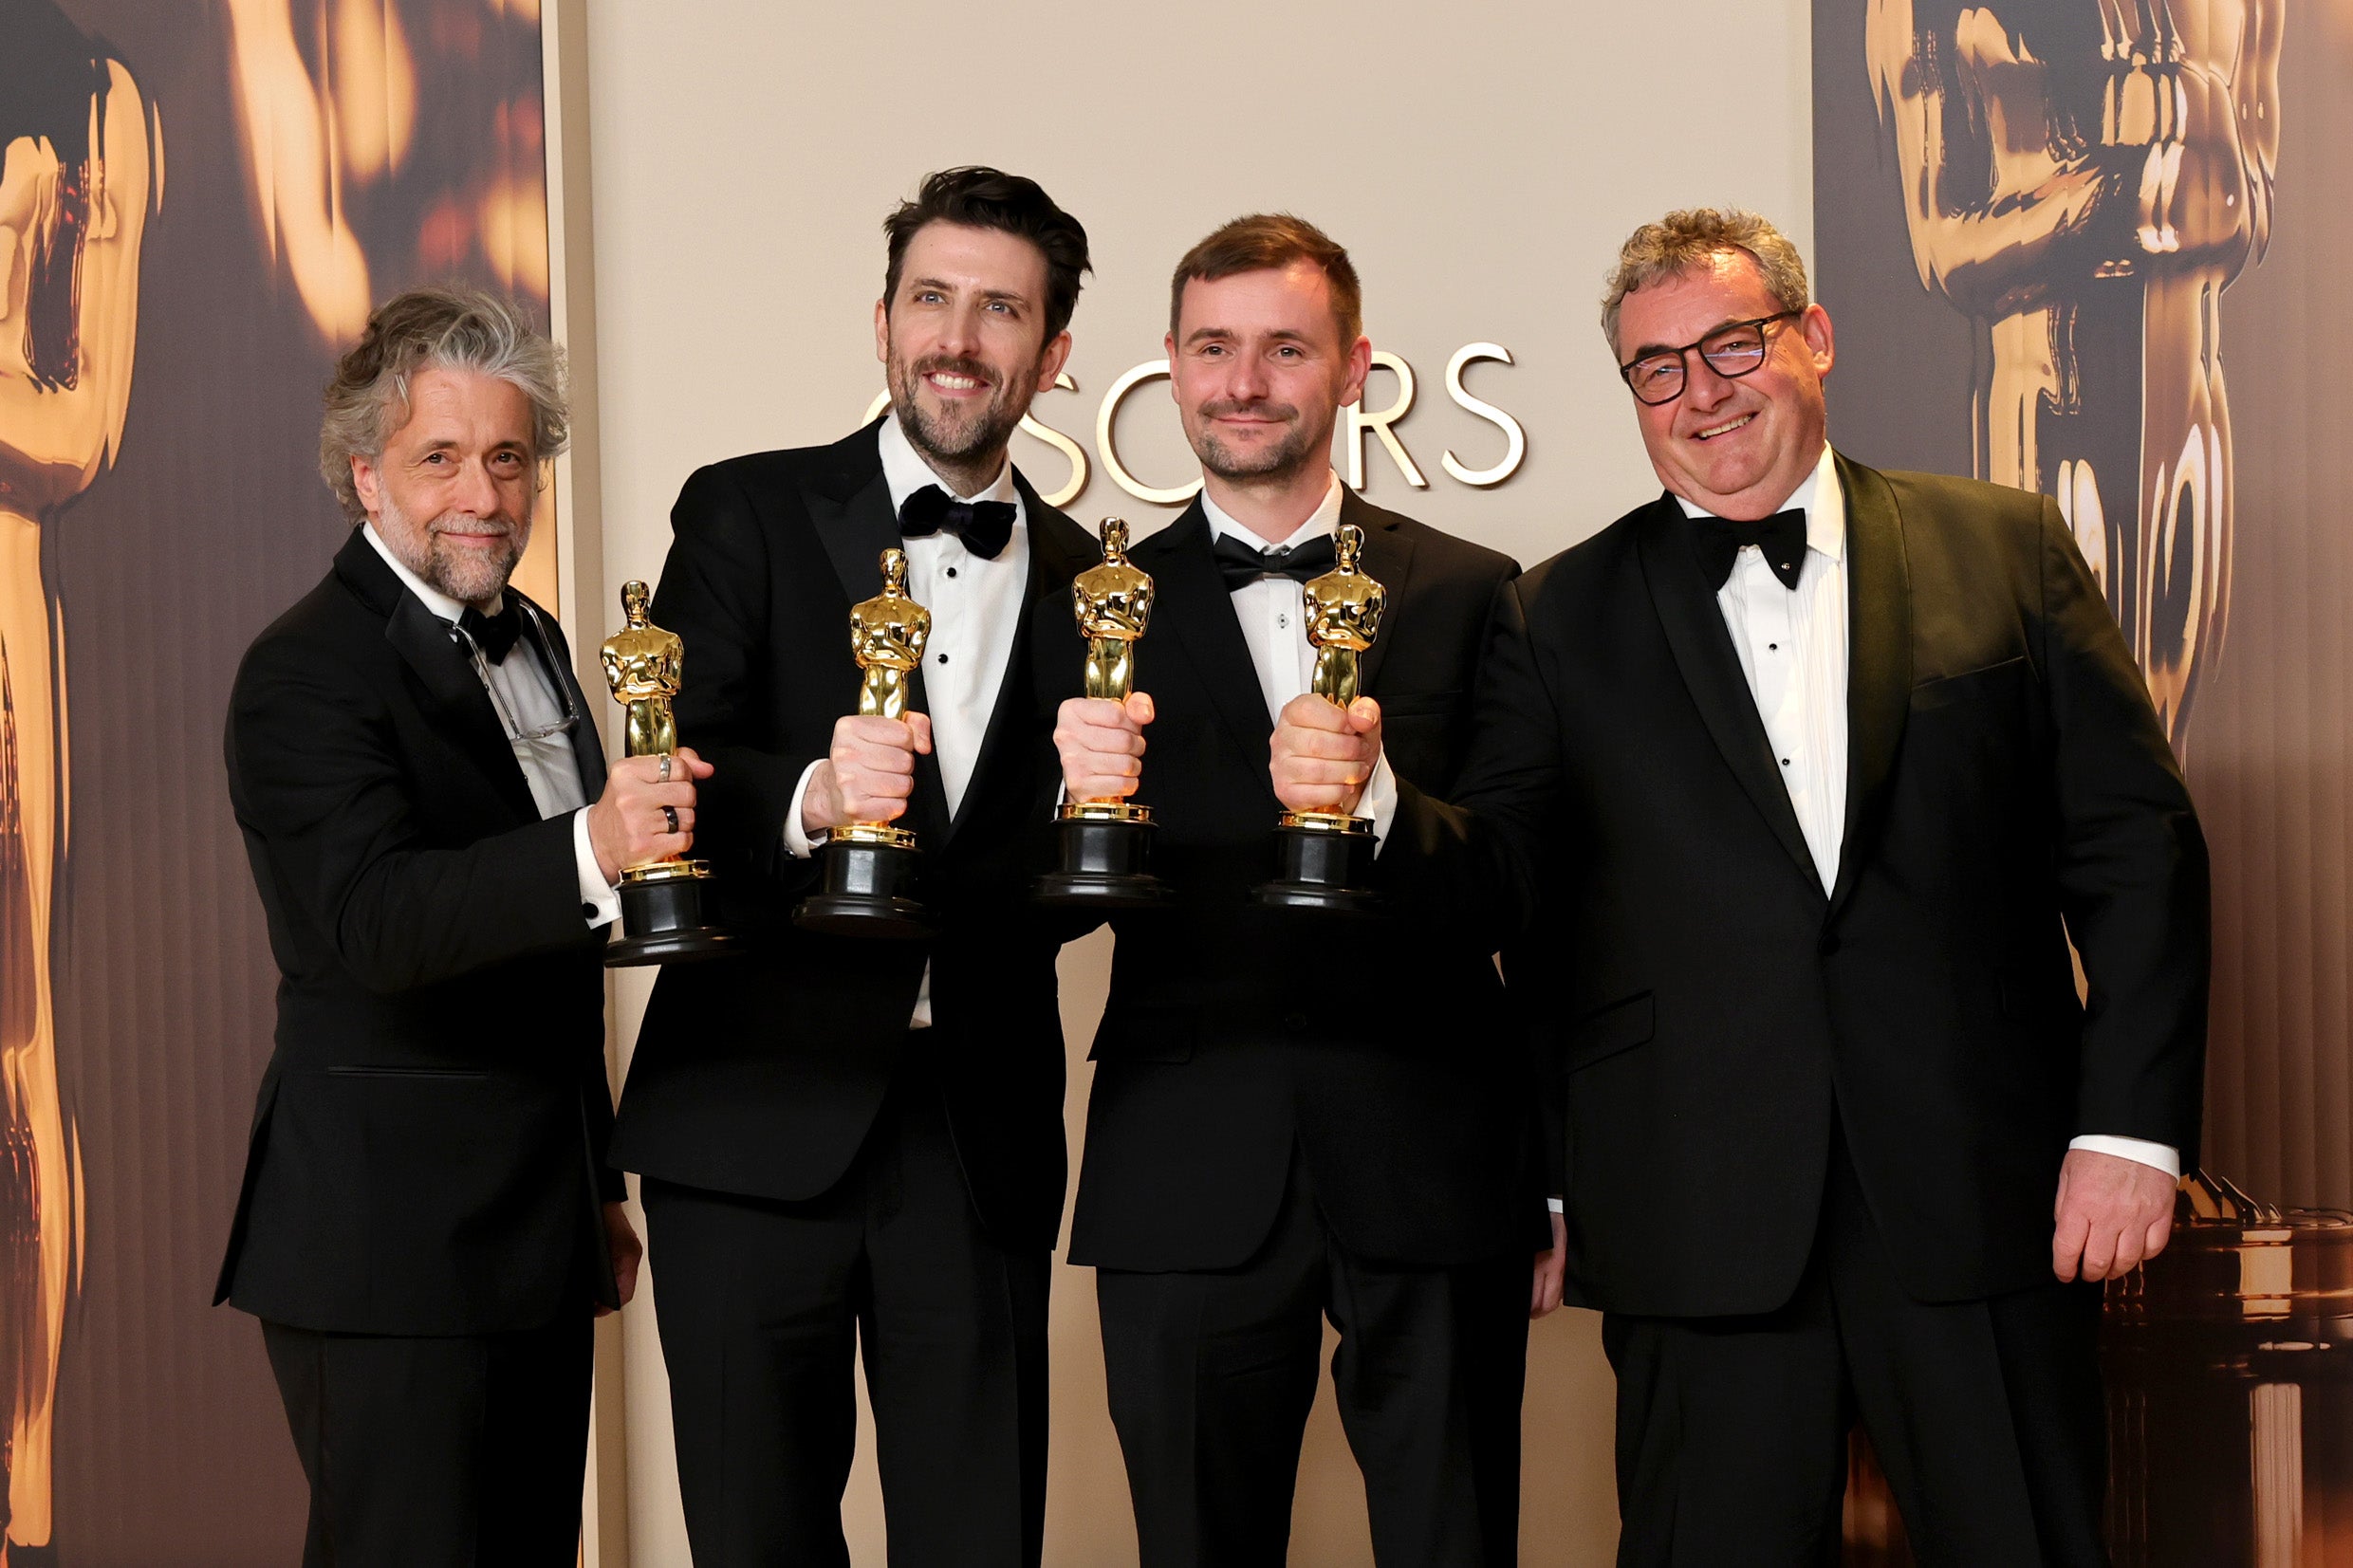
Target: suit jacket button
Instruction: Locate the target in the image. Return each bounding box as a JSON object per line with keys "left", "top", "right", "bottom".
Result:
{"left": 1819, "top": 931, "right": 1841, "bottom": 957}
{"left": 1283, "top": 1010, "right": 1309, "bottom": 1033}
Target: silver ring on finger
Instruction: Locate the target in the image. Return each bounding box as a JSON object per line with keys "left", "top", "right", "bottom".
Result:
{"left": 662, "top": 804, "right": 679, "bottom": 835}
{"left": 658, "top": 753, "right": 672, "bottom": 782}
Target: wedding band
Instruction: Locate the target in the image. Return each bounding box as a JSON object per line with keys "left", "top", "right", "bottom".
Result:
{"left": 663, "top": 804, "right": 679, "bottom": 835}
{"left": 658, "top": 754, "right": 672, "bottom": 782}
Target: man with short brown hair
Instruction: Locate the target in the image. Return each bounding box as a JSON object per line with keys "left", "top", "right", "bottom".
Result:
{"left": 1052, "top": 212, "right": 1547, "bottom": 1567}
{"left": 610, "top": 167, "right": 1098, "bottom": 1567}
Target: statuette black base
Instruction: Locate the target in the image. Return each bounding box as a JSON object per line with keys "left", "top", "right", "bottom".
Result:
{"left": 795, "top": 826, "right": 934, "bottom": 939}
{"left": 1035, "top": 802, "right": 1171, "bottom": 908}
{"left": 1251, "top": 812, "right": 1382, "bottom": 915}
{"left": 605, "top": 861, "right": 738, "bottom": 967}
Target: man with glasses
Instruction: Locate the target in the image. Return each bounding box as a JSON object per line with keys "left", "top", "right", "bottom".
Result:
{"left": 219, "top": 286, "right": 681, "bottom": 1565}
{"left": 1377, "top": 209, "right": 2208, "bottom": 1563}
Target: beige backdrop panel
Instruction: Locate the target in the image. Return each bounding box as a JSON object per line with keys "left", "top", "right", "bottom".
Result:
{"left": 580, "top": 3, "right": 1813, "bottom": 1561}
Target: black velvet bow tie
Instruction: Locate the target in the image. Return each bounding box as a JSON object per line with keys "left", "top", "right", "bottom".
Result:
{"left": 457, "top": 600, "right": 524, "bottom": 663}
{"left": 1691, "top": 508, "right": 1808, "bottom": 592}
{"left": 899, "top": 484, "right": 1016, "bottom": 561}
{"left": 1211, "top": 531, "right": 1338, "bottom": 594}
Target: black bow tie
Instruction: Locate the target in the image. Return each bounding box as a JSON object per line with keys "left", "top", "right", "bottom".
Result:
{"left": 899, "top": 484, "right": 1016, "bottom": 561}
{"left": 457, "top": 600, "right": 524, "bottom": 663}
{"left": 1211, "top": 531, "right": 1337, "bottom": 594}
{"left": 1691, "top": 509, "right": 1808, "bottom": 592}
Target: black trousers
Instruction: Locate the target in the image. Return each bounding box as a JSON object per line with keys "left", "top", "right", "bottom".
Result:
{"left": 1603, "top": 1131, "right": 2108, "bottom": 1568}
{"left": 1096, "top": 1153, "right": 1529, "bottom": 1568}
{"left": 259, "top": 1312, "right": 593, "bottom": 1568}
{"left": 640, "top": 1076, "right": 1050, "bottom": 1568}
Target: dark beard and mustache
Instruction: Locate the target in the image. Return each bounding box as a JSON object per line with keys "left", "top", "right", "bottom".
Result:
{"left": 1191, "top": 397, "right": 1320, "bottom": 483}
{"left": 380, "top": 492, "right": 528, "bottom": 606}
{"left": 889, "top": 351, "right": 1029, "bottom": 470}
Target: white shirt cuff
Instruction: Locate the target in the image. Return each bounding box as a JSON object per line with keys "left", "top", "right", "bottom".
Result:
{"left": 573, "top": 808, "right": 621, "bottom": 930}
{"left": 1360, "top": 749, "right": 1399, "bottom": 858}
{"left": 2067, "top": 1134, "right": 2181, "bottom": 1181}
{"left": 1546, "top": 1197, "right": 1565, "bottom": 1214}
{"left": 784, "top": 759, "right": 824, "bottom": 858}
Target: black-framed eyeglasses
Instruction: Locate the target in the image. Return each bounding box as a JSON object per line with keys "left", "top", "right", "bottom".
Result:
{"left": 1618, "top": 310, "right": 1803, "bottom": 406}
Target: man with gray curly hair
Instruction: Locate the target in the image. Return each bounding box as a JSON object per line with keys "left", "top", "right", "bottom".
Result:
{"left": 215, "top": 286, "right": 694, "bottom": 1566}
{"left": 1386, "top": 208, "right": 2207, "bottom": 1563}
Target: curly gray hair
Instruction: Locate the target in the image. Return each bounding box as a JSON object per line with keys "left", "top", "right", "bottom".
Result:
{"left": 318, "top": 286, "right": 568, "bottom": 518}
{"left": 1600, "top": 208, "right": 1810, "bottom": 352}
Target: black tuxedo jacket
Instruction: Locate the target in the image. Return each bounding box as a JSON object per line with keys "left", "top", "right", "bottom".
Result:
{"left": 607, "top": 423, "right": 1094, "bottom": 1254}
{"left": 216, "top": 530, "right": 622, "bottom": 1336}
{"left": 1045, "top": 490, "right": 1537, "bottom": 1274}
{"left": 1392, "top": 454, "right": 2209, "bottom": 1316}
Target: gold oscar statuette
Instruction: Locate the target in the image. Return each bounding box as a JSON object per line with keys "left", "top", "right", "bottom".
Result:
{"left": 601, "top": 580, "right": 735, "bottom": 965}
{"left": 793, "top": 547, "right": 936, "bottom": 937}
{"left": 1254, "top": 521, "right": 1387, "bottom": 913}
{"left": 1036, "top": 519, "right": 1172, "bottom": 906}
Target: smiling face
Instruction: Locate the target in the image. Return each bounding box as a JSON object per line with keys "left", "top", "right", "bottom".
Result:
{"left": 1613, "top": 249, "right": 1834, "bottom": 520}
{"left": 350, "top": 365, "right": 538, "bottom": 609}
{"left": 1166, "top": 260, "right": 1372, "bottom": 487}
{"left": 875, "top": 220, "right": 1069, "bottom": 487}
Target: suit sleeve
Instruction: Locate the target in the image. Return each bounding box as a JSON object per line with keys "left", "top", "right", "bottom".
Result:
{"left": 1380, "top": 572, "right": 1562, "bottom": 954}
{"left": 654, "top": 463, "right": 827, "bottom": 892}
{"left": 227, "top": 642, "right": 594, "bottom": 996}
{"left": 2037, "top": 498, "right": 2212, "bottom": 1165}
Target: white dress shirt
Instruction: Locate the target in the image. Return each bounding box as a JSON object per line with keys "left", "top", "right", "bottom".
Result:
{"left": 784, "top": 415, "right": 1032, "bottom": 1027}
{"left": 1675, "top": 448, "right": 2177, "bottom": 1180}
{"left": 361, "top": 524, "right": 619, "bottom": 929}
{"left": 1199, "top": 472, "right": 1399, "bottom": 847}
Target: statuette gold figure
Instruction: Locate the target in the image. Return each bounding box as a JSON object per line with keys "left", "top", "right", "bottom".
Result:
{"left": 1256, "top": 522, "right": 1385, "bottom": 913}
{"left": 1037, "top": 519, "right": 1170, "bottom": 906}
{"left": 599, "top": 581, "right": 733, "bottom": 964}
{"left": 795, "top": 547, "right": 935, "bottom": 935}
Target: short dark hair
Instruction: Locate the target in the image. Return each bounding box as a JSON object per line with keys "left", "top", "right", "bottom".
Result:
{"left": 1169, "top": 213, "right": 1362, "bottom": 346}
{"left": 881, "top": 167, "right": 1091, "bottom": 340}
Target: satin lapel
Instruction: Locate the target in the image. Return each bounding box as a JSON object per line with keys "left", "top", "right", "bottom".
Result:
{"left": 939, "top": 473, "right": 1084, "bottom": 845}
{"left": 1144, "top": 505, "right": 1276, "bottom": 766}
{"left": 1636, "top": 496, "right": 1821, "bottom": 893}
{"left": 1341, "top": 492, "right": 1416, "bottom": 695}
{"left": 381, "top": 591, "right": 541, "bottom": 821}
{"left": 811, "top": 465, "right": 901, "bottom": 607}
{"left": 1826, "top": 454, "right": 1913, "bottom": 915}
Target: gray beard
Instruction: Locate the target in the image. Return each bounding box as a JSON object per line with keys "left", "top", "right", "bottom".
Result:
{"left": 378, "top": 493, "right": 525, "bottom": 607}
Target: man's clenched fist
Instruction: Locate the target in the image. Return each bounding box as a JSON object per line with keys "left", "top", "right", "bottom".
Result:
{"left": 802, "top": 712, "right": 935, "bottom": 834}
{"left": 1270, "top": 693, "right": 1381, "bottom": 815}
{"left": 587, "top": 747, "right": 713, "bottom": 882}
{"left": 1056, "top": 692, "right": 1153, "bottom": 802}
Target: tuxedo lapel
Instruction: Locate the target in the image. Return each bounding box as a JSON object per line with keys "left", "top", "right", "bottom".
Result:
{"left": 1827, "top": 454, "right": 1913, "bottom": 915}
{"left": 336, "top": 535, "right": 541, "bottom": 822}
{"left": 1141, "top": 505, "right": 1276, "bottom": 764}
{"left": 1635, "top": 498, "right": 1822, "bottom": 894}
{"left": 807, "top": 422, "right": 902, "bottom": 607}
{"left": 803, "top": 422, "right": 952, "bottom": 839}
{"left": 1341, "top": 492, "right": 1416, "bottom": 696}
{"left": 936, "top": 471, "right": 1083, "bottom": 845}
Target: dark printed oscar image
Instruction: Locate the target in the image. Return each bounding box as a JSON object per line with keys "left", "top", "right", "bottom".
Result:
{"left": 1037, "top": 518, "right": 1170, "bottom": 907}
{"left": 796, "top": 547, "right": 936, "bottom": 937}
{"left": 600, "top": 581, "right": 732, "bottom": 966}
{"left": 1817, "top": 0, "right": 2353, "bottom": 1562}
{"left": 1, "top": 0, "right": 560, "bottom": 1558}
{"left": 1253, "top": 521, "right": 1387, "bottom": 913}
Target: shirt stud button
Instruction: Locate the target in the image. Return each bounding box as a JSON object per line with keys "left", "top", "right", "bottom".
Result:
{"left": 936, "top": 654, "right": 949, "bottom": 665}
{"left": 946, "top": 567, "right": 958, "bottom": 579}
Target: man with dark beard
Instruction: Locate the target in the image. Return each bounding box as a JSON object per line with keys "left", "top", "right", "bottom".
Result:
{"left": 218, "top": 287, "right": 684, "bottom": 1565}
{"left": 1046, "top": 214, "right": 1549, "bottom": 1567}
{"left": 608, "top": 168, "right": 1096, "bottom": 1566}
